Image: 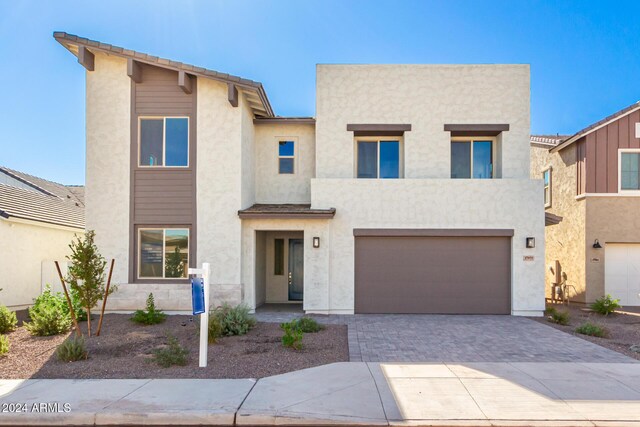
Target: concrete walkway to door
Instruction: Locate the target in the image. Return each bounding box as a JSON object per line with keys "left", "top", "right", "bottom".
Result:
{"left": 255, "top": 312, "right": 635, "bottom": 363}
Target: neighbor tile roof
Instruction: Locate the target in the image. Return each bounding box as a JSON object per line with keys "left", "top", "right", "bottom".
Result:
{"left": 0, "top": 167, "right": 84, "bottom": 229}
{"left": 530, "top": 134, "right": 570, "bottom": 147}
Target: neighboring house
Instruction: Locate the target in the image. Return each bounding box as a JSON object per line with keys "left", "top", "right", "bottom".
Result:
{"left": 55, "top": 32, "right": 544, "bottom": 316}
{"left": 0, "top": 166, "right": 84, "bottom": 309}
{"left": 531, "top": 101, "right": 640, "bottom": 307}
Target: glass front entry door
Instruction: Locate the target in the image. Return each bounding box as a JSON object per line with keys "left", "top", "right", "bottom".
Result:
{"left": 288, "top": 239, "right": 304, "bottom": 301}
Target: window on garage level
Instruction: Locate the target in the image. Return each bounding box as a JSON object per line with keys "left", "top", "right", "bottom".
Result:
{"left": 139, "top": 228, "right": 189, "bottom": 279}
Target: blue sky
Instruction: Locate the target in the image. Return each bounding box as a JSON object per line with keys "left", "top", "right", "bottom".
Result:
{"left": 1, "top": 0, "right": 639, "bottom": 184}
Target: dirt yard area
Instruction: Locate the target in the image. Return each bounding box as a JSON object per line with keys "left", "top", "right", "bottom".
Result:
{"left": 0, "top": 314, "right": 349, "bottom": 379}
{"left": 531, "top": 304, "right": 640, "bottom": 361}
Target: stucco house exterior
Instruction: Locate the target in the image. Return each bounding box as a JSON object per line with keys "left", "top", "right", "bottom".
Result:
{"left": 55, "top": 32, "right": 544, "bottom": 316}
{"left": 530, "top": 101, "right": 640, "bottom": 307}
{"left": 0, "top": 166, "right": 84, "bottom": 309}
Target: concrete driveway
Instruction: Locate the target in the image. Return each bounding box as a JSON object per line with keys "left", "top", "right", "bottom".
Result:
{"left": 256, "top": 312, "right": 636, "bottom": 363}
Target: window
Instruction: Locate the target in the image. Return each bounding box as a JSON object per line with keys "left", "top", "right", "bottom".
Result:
{"left": 620, "top": 150, "right": 640, "bottom": 191}
{"left": 356, "top": 139, "right": 401, "bottom": 178}
{"left": 451, "top": 138, "right": 494, "bottom": 179}
{"left": 138, "top": 228, "right": 189, "bottom": 279}
{"left": 274, "top": 238, "right": 284, "bottom": 275}
{"left": 278, "top": 141, "right": 295, "bottom": 174}
{"left": 543, "top": 168, "right": 552, "bottom": 208}
{"left": 139, "top": 117, "right": 189, "bottom": 167}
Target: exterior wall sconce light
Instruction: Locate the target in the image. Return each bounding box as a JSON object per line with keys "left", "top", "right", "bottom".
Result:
{"left": 593, "top": 239, "right": 602, "bottom": 249}
{"left": 525, "top": 237, "right": 535, "bottom": 249}
{"left": 313, "top": 237, "right": 320, "bottom": 248}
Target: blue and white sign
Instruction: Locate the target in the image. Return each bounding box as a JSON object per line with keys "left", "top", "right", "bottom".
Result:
{"left": 191, "top": 277, "right": 205, "bottom": 315}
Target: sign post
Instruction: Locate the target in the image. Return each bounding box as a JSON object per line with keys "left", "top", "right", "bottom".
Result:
{"left": 188, "top": 262, "right": 210, "bottom": 368}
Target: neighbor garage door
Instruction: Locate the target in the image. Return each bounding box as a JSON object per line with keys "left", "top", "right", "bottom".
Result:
{"left": 354, "top": 229, "right": 512, "bottom": 314}
{"left": 605, "top": 244, "right": 640, "bottom": 307}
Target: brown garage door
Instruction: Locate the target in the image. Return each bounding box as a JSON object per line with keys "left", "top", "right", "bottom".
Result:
{"left": 354, "top": 229, "right": 512, "bottom": 314}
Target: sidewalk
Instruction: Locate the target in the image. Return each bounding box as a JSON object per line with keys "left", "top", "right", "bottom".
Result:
{"left": 1, "top": 362, "right": 640, "bottom": 426}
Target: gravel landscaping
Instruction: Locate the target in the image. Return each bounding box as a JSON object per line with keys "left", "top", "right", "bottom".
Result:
{"left": 0, "top": 314, "right": 349, "bottom": 379}
{"left": 531, "top": 304, "right": 640, "bottom": 361}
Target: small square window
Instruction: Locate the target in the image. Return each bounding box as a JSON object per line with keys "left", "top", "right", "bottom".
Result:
{"left": 278, "top": 140, "right": 295, "bottom": 174}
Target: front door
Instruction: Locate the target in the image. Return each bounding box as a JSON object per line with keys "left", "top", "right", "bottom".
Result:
{"left": 288, "top": 239, "right": 304, "bottom": 301}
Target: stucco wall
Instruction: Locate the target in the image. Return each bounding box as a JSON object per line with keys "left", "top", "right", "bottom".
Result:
{"left": 530, "top": 144, "right": 587, "bottom": 302}
{"left": 197, "top": 77, "right": 244, "bottom": 306}
{"left": 315, "top": 64, "right": 530, "bottom": 180}
{"left": 241, "top": 95, "right": 256, "bottom": 209}
{"left": 0, "top": 220, "right": 79, "bottom": 309}
{"left": 585, "top": 196, "right": 640, "bottom": 302}
{"left": 85, "top": 52, "right": 130, "bottom": 284}
{"left": 254, "top": 123, "right": 315, "bottom": 204}
{"left": 311, "top": 178, "right": 545, "bottom": 315}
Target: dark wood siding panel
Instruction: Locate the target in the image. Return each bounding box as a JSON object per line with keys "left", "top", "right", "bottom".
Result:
{"left": 129, "top": 64, "right": 197, "bottom": 283}
{"left": 607, "top": 120, "right": 619, "bottom": 193}
{"left": 576, "top": 138, "right": 586, "bottom": 195}
{"left": 619, "top": 115, "right": 630, "bottom": 149}
{"left": 595, "top": 127, "right": 608, "bottom": 193}
{"left": 583, "top": 109, "right": 640, "bottom": 194}
{"left": 133, "top": 170, "right": 193, "bottom": 224}
{"left": 631, "top": 110, "right": 640, "bottom": 149}
{"left": 135, "top": 65, "right": 193, "bottom": 115}
{"left": 585, "top": 133, "right": 597, "bottom": 193}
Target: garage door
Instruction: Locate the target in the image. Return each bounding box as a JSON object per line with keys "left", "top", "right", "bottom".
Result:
{"left": 605, "top": 244, "right": 640, "bottom": 307}
{"left": 354, "top": 230, "right": 512, "bottom": 314}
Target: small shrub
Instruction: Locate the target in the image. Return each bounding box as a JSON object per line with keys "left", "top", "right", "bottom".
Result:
{"left": 591, "top": 295, "right": 621, "bottom": 316}
{"left": 281, "top": 321, "right": 303, "bottom": 350}
{"left": 0, "top": 335, "right": 9, "bottom": 356}
{"left": 292, "top": 317, "right": 324, "bottom": 333}
{"left": 547, "top": 309, "right": 570, "bottom": 326}
{"left": 153, "top": 334, "right": 188, "bottom": 367}
{"left": 213, "top": 303, "right": 256, "bottom": 336}
{"left": 0, "top": 306, "right": 18, "bottom": 334}
{"left": 56, "top": 336, "right": 87, "bottom": 362}
{"left": 544, "top": 306, "right": 557, "bottom": 316}
{"left": 24, "top": 286, "right": 72, "bottom": 336}
{"left": 131, "top": 293, "right": 167, "bottom": 325}
{"left": 207, "top": 314, "right": 223, "bottom": 343}
{"left": 575, "top": 322, "right": 608, "bottom": 338}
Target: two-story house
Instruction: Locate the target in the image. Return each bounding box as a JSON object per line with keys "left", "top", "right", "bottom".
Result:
{"left": 56, "top": 32, "right": 544, "bottom": 316}
{"left": 531, "top": 102, "right": 640, "bottom": 307}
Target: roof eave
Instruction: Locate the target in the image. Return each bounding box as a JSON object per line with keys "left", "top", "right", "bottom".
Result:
{"left": 53, "top": 32, "right": 275, "bottom": 117}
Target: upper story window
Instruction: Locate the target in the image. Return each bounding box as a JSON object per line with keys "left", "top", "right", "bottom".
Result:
{"left": 278, "top": 140, "right": 295, "bottom": 174}
{"left": 451, "top": 138, "right": 494, "bottom": 179}
{"left": 356, "top": 139, "right": 401, "bottom": 179}
{"left": 543, "top": 168, "right": 552, "bottom": 208}
{"left": 138, "top": 228, "right": 189, "bottom": 279}
{"left": 139, "top": 117, "right": 189, "bottom": 167}
{"left": 620, "top": 149, "right": 640, "bottom": 191}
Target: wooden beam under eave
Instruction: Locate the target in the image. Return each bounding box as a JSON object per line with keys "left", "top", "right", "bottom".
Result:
{"left": 127, "top": 58, "right": 142, "bottom": 83}
{"left": 77, "top": 46, "right": 94, "bottom": 71}
{"left": 228, "top": 83, "right": 238, "bottom": 107}
{"left": 178, "top": 71, "right": 192, "bottom": 94}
